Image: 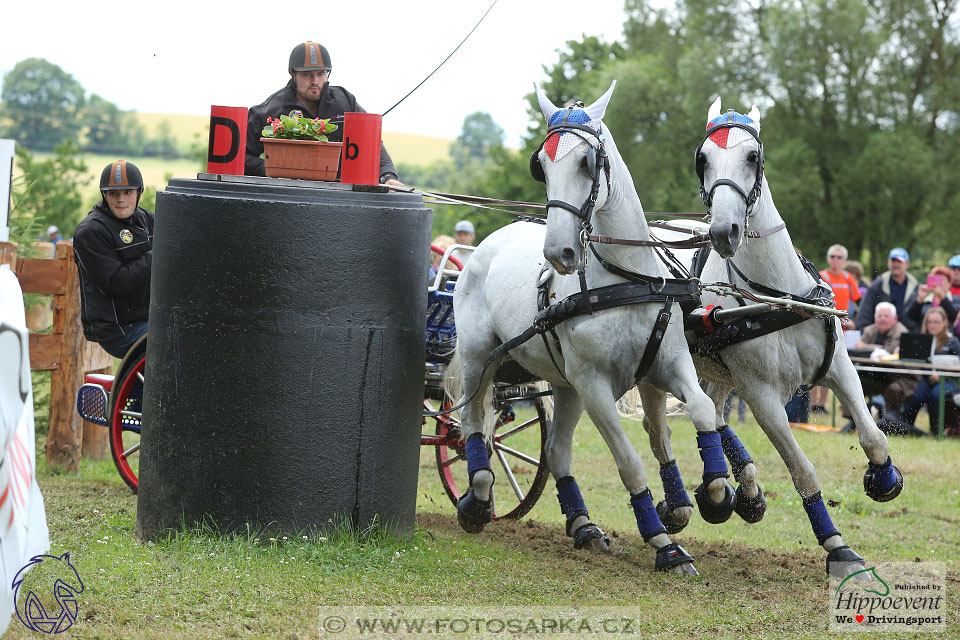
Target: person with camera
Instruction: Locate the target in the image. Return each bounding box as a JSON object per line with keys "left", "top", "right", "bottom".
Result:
{"left": 906, "top": 265, "right": 957, "bottom": 328}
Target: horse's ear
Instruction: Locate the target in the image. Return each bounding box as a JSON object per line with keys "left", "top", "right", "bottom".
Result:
{"left": 748, "top": 105, "right": 761, "bottom": 130}
{"left": 534, "top": 82, "right": 560, "bottom": 123}
{"left": 707, "top": 96, "right": 722, "bottom": 124}
{"left": 583, "top": 80, "right": 617, "bottom": 122}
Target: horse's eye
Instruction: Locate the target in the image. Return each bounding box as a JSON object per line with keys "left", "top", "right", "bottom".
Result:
{"left": 696, "top": 152, "right": 707, "bottom": 174}
{"left": 747, "top": 150, "right": 759, "bottom": 164}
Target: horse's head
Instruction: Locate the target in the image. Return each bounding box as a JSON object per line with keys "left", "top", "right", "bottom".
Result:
{"left": 533, "top": 81, "right": 616, "bottom": 274}
{"left": 695, "top": 97, "right": 765, "bottom": 258}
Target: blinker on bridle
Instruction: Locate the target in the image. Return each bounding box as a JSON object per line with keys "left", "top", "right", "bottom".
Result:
{"left": 530, "top": 108, "right": 610, "bottom": 234}
{"left": 695, "top": 120, "right": 765, "bottom": 217}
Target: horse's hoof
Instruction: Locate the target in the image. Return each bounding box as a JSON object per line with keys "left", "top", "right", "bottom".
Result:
{"left": 456, "top": 489, "right": 492, "bottom": 534}
{"left": 655, "top": 542, "right": 697, "bottom": 575}
{"left": 656, "top": 499, "right": 692, "bottom": 534}
{"left": 573, "top": 523, "right": 610, "bottom": 552}
{"left": 863, "top": 456, "right": 903, "bottom": 503}
{"left": 694, "top": 481, "right": 737, "bottom": 524}
{"left": 734, "top": 484, "right": 766, "bottom": 523}
{"left": 826, "top": 545, "right": 866, "bottom": 578}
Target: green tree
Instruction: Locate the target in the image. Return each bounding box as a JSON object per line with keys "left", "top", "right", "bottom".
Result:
{"left": 11, "top": 140, "right": 89, "bottom": 237}
{"left": 0, "top": 58, "right": 86, "bottom": 150}
{"left": 450, "top": 112, "right": 505, "bottom": 169}
{"left": 81, "top": 94, "right": 146, "bottom": 154}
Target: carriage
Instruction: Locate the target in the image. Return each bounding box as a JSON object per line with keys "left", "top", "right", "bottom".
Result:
{"left": 74, "top": 242, "right": 553, "bottom": 522}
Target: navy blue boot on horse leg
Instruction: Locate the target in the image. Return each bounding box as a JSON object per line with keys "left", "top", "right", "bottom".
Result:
{"left": 863, "top": 456, "right": 903, "bottom": 503}
{"left": 802, "top": 491, "right": 866, "bottom": 577}
{"left": 631, "top": 489, "right": 697, "bottom": 575}
{"left": 656, "top": 460, "right": 693, "bottom": 534}
{"left": 693, "top": 430, "right": 737, "bottom": 523}
{"left": 718, "top": 424, "right": 766, "bottom": 523}
{"left": 556, "top": 476, "right": 610, "bottom": 551}
{"left": 457, "top": 433, "right": 494, "bottom": 533}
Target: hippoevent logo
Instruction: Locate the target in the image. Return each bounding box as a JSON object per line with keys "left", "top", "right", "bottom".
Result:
{"left": 830, "top": 562, "right": 945, "bottom": 632}
{"left": 12, "top": 552, "right": 85, "bottom": 634}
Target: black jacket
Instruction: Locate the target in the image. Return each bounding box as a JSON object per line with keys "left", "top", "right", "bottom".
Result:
{"left": 73, "top": 201, "right": 154, "bottom": 344}
{"left": 245, "top": 79, "right": 398, "bottom": 181}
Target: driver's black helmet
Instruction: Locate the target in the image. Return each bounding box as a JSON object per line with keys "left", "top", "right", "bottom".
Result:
{"left": 289, "top": 41, "right": 331, "bottom": 74}
{"left": 100, "top": 160, "right": 144, "bottom": 192}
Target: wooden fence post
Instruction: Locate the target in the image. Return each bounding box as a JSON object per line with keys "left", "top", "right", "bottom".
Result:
{"left": 13, "top": 240, "right": 113, "bottom": 470}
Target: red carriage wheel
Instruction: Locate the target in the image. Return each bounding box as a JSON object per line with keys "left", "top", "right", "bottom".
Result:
{"left": 430, "top": 386, "right": 551, "bottom": 521}
{"left": 109, "top": 337, "right": 147, "bottom": 492}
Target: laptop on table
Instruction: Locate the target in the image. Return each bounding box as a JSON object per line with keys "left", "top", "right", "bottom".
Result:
{"left": 898, "top": 332, "right": 934, "bottom": 363}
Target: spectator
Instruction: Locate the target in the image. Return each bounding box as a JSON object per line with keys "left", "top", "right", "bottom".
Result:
{"left": 949, "top": 254, "right": 960, "bottom": 335}
{"left": 73, "top": 161, "right": 153, "bottom": 359}
{"left": 900, "top": 307, "right": 960, "bottom": 434}
{"left": 906, "top": 265, "right": 957, "bottom": 328}
{"left": 45, "top": 225, "right": 64, "bottom": 245}
{"left": 849, "top": 302, "right": 917, "bottom": 432}
{"left": 452, "top": 220, "right": 477, "bottom": 266}
{"left": 855, "top": 248, "right": 920, "bottom": 332}
{"left": 844, "top": 260, "right": 869, "bottom": 299}
{"left": 430, "top": 234, "right": 457, "bottom": 274}
{"left": 811, "top": 244, "right": 860, "bottom": 414}
{"left": 245, "top": 41, "right": 402, "bottom": 187}
{"left": 723, "top": 390, "right": 746, "bottom": 423}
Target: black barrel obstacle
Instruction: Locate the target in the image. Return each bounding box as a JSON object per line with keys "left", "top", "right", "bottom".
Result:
{"left": 136, "top": 176, "right": 432, "bottom": 540}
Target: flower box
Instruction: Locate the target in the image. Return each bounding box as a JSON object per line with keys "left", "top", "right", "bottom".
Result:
{"left": 261, "top": 138, "right": 343, "bottom": 181}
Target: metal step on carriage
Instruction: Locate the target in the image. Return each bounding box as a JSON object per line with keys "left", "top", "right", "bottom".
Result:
{"left": 74, "top": 245, "right": 554, "bottom": 520}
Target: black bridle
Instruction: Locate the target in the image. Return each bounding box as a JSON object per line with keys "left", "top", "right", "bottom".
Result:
{"left": 530, "top": 119, "right": 610, "bottom": 234}
{"left": 695, "top": 120, "right": 765, "bottom": 216}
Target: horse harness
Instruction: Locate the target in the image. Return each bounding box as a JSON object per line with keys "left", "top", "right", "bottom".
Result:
{"left": 481, "top": 112, "right": 834, "bottom": 395}
{"left": 688, "top": 245, "right": 838, "bottom": 386}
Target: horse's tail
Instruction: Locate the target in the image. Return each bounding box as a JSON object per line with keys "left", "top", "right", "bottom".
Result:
{"left": 443, "top": 347, "right": 497, "bottom": 441}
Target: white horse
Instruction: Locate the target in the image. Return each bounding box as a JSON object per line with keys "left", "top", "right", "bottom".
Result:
{"left": 449, "top": 81, "right": 740, "bottom": 575}
{"left": 643, "top": 98, "right": 903, "bottom": 577}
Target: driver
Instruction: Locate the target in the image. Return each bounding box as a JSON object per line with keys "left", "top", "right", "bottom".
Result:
{"left": 245, "top": 41, "right": 403, "bottom": 186}
{"left": 73, "top": 161, "right": 153, "bottom": 358}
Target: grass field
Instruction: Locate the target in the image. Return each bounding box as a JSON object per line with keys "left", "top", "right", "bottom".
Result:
{"left": 17, "top": 399, "right": 959, "bottom": 639}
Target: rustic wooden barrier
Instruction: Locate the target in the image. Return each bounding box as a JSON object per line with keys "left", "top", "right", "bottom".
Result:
{"left": 0, "top": 239, "right": 114, "bottom": 470}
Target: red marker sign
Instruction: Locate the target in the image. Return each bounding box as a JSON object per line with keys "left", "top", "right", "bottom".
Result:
{"left": 207, "top": 106, "right": 248, "bottom": 175}
{"left": 340, "top": 113, "right": 382, "bottom": 185}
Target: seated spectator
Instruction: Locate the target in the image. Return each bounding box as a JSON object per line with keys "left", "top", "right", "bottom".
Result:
{"left": 906, "top": 265, "right": 957, "bottom": 328}
{"left": 949, "top": 255, "right": 960, "bottom": 335}
{"left": 855, "top": 248, "right": 919, "bottom": 332}
{"left": 850, "top": 302, "right": 917, "bottom": 432}
{"left": 900, "top": 307, "right": 960, "bottom": 434}
{"left": 46, "top": 225, "right": 64, "bottom": 245}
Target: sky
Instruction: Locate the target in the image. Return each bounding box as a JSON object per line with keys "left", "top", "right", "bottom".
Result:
{"left": 0, "top": 0, "right": 628, "bottom": 147}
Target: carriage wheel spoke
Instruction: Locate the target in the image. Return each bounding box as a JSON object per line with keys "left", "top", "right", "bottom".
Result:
{"left": 122, "top": 442, "right": 140, "bottom": 459}
{"left": 137, "top": 372, "right": 144, "bottom": 384}
{"left": 441, "top": 451, "right": 465, "bottom": 468}
{"left": 121, "top": 409, "right": 142, "bottom": 419}
{"left": 495, "top": 417, "right": 539, "bottom": 441}
{"left": 493, "top": 442, "right": 540, "bottom": 466}
{"left": 494, "top": 447, "right": 525, "bottom": 501}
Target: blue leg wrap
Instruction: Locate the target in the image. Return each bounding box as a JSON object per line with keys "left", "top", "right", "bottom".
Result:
{"left": 556, "top": 476, "right": 588, "bottom": 517}
{"left": 802, "top": 492, "right": 841, "bottom": 545}
{"left": 718, "top": 424, "right": 753, "bottom": 479}
{"left": 464, "top": 433, "right": 491, "bottom": 480}
{"left": 630, "top": 489, "right": 668, "bottom": 542}
{"left": 872, "top": 457, "right": 898, "bottom": 493}
{"left": 697, "top": 430, "right": 729, "bottom": 481}
{"left": 659, "top": 460, "right": 692, "bottom": 508}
